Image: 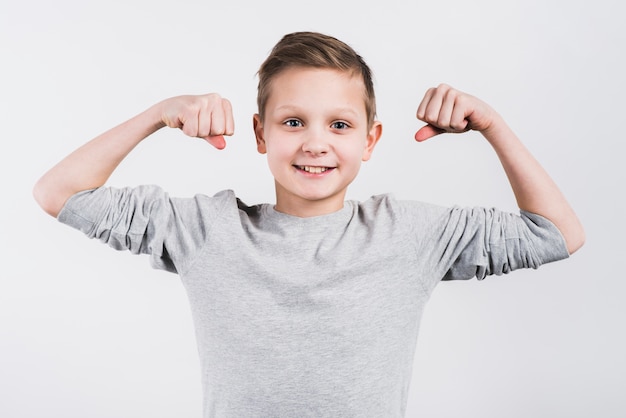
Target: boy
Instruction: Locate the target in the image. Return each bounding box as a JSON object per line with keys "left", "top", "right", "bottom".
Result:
{"left": 33, "top": 32, "right": 584, "bottom": 417}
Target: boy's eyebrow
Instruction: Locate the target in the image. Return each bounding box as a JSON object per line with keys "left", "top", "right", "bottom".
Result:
{"left": 274, "top": 104, "right": 361, "bottom": 118}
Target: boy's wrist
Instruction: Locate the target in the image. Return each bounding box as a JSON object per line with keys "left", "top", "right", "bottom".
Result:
{"left": 147, "top": 101, "right": 170, "bottom": 131}
{"left": 480, "top": 113, "right": 512, "bottom": 147}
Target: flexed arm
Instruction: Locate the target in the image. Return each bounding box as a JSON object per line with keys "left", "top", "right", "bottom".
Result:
{"left": 414, "top": 84, "right": 585, "bottom": 254}
{"left": 33, "top": 94, "right": 234, "bottom": 217}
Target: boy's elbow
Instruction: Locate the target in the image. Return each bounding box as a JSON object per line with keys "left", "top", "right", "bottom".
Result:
{"left": 565, "top": 223, "right": 586, "bottom": 255}
{"left": 32, "top": 178, "right": 64, "bottom": 218}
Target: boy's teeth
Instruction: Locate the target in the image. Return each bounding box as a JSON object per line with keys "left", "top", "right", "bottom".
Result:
{"left": 299, "top": 166, "right": 329, "bottom": 174}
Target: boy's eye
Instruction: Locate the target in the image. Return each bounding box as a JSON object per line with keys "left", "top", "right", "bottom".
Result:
{"left": 284, "top": 119, "right": 303, "bottom": 128}
{"left": 331, "top": 121, "right": 349, "bottom": 130}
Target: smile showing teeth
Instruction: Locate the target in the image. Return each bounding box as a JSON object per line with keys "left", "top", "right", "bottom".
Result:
{"left": 296, "top": 165, "right": 331, "bottom": 174}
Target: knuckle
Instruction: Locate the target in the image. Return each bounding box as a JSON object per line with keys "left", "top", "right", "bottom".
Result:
{"left": 450, "top": 121, "right": 465, "bottom": 131}
{"left": 436, "top": 116, "right": 449, "bottom": 128}
{"left": 443, "top": 87, "right": 458, "bottom": 100}
{"left": 210, "top": 123, "right": 225, "bottom": 136}
{"left": 182, "top": 125, "right": 195, "bottom": 137}
{"left": 202, "top": 93, "right": 222, "bottom": 109}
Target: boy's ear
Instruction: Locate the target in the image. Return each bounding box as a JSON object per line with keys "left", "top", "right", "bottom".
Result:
{"left": 362, "top": 121, "right": 383, "bottom": 162}
{"left": 253, "top": 114, "right": 267, "bottom": 154}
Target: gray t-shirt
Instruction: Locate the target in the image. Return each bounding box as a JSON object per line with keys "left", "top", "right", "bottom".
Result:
{"left": 58, "top": 186, "right": 569, "bottom": 417}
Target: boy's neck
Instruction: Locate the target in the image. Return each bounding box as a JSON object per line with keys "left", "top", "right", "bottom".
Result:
{"left": 273, "top": 200, "right": 346, "bottom": 218}
{"left": 274, "top": 188, "right": 347, "bottom": 218}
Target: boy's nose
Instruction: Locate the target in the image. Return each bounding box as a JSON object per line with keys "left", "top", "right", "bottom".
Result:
{"left": 301, "top": 131, "right": 330, "bottom": 155}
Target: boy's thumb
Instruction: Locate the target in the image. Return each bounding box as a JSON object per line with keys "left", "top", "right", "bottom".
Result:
{"left": 414, "top": 124, "right": 445, "bottom": 142}
{"left": 204, "top": 135, "right": 227, "bottom": 150}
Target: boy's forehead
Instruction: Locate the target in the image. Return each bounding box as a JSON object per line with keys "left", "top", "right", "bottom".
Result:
{"left": 271, "top": 66, "right": 364, "bottom": 87}
{"left": 266, "top": 67, "right": 368, "bottom": 114}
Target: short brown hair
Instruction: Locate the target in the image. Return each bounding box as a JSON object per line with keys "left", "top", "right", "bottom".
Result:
{"left": 257, "top": 32, "right": 376, "bottom": 126}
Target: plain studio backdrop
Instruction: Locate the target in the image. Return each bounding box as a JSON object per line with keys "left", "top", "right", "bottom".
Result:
{"left": 1, "top": 0, "right": 624, "bottom": 417}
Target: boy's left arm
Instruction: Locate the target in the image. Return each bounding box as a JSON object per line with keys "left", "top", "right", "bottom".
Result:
{"left": 414, "top": 84, "right": 585, "bottom": 255}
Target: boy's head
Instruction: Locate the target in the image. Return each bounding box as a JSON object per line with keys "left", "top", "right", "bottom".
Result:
{"left": 253, "top": 32, "right": 383, "bottom": 217}
{"left": 257, "top": 32, "right": 376, "bottom": 128}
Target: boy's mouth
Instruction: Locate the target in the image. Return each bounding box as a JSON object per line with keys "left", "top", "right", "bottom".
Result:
{"left": 294, "top": 165, "right": 334, "bottom": 174}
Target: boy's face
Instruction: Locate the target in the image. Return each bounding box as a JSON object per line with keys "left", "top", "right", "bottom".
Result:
{"left": 254, "top": 67, "right": 382, "bottom": 217}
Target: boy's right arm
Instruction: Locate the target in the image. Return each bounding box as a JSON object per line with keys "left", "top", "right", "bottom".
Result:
{"left": 33, "top": 94, "right": 234, "bottom": 217}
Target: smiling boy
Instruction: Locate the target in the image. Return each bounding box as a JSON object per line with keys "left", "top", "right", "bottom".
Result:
{"left": 254, "top": 66, "right": 381, "bottom": 217}
{"left": 33, "top": 32, "right": 584, "bottom": 417}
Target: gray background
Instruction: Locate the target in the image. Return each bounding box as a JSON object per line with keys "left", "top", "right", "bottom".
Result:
{"left": 1, "top": 0, "right": 624, "bottom": 416}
